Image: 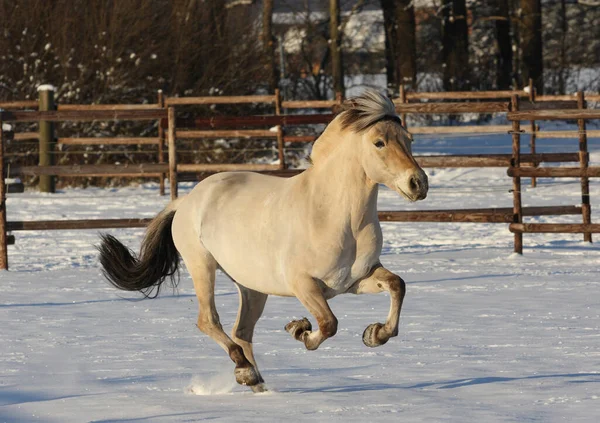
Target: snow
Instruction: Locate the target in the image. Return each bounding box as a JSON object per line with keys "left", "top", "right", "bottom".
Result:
{"left": 36, "top": 84, "right": 56, "bottom": 92}
{"left": 2, "top": 129, "right": 600, "bottom": 422}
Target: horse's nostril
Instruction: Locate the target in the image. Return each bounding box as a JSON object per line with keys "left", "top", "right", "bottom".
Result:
{"left": 410, "top": 176, "right": 419, "bottom": 192}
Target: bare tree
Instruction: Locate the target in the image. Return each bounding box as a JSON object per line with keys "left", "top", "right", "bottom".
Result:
{"left": 442, "top": 0, "right": 470, "bottom": 91}
{"left": 381, "top": 0, "right": 417, "bottom": 93}
{"left": 495, "top": 0, "right": 514, "bottom": 89}
{"left": 520, "top": 0, "right": 543, "bottom": 93}
{"left": 262, "top": 0, "right": 278, "bottom": 92}
{"left": 557, "top": 0, "right": 568, "bottom": 94}
{"left": 330, "top": 0, "right": 344, "bottom": 96}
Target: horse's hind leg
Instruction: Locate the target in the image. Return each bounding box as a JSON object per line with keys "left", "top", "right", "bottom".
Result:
{"left": 232, "top": 284, "right": 268, "bottom": 392}
{"left": 177, "top": 242, "right": 261, "bottom": 389}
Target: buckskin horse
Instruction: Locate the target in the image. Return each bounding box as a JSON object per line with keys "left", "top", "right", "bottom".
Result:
{"left": 98, "top": 89, "right": 429, "bottom": 393}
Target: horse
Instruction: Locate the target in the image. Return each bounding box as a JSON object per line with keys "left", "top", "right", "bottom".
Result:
{"left": 98, "top": 89, "right": 428, "bottom": 393}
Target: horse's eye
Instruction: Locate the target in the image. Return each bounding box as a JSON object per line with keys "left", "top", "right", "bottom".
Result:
{"left": 374, "top": 140, "right": 385, "bottom": 149}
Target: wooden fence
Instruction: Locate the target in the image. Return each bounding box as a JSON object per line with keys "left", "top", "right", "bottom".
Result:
{"left": 506, "top": 93, "right": 600, "bottom": 253}
{"left": 1, "top": 87, "right": 599, "bottom": 269}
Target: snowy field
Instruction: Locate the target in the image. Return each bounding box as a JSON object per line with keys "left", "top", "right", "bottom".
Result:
{"left": 2, "top": 129, "right": 600, "bottom": 422}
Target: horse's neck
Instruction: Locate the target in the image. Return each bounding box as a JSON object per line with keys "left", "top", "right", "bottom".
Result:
{"left": 305, "top": 146, "right": 379, "bottom": 231}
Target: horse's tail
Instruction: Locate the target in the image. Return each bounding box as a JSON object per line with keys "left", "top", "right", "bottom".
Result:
{"left": 98, "top": 199, "right": 183, "bottom": 298}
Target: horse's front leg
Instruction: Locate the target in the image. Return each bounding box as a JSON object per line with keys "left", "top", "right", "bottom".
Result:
{"left": 348, "top": 264, "right": 406, "bottom": 347}
{"left": 285, "top": 276, "right": 338, "bottom": 351}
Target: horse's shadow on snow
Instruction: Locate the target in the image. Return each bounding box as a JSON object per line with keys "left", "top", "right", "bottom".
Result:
{"left": 283, "top": 372, "right": 600, "bottom": 394}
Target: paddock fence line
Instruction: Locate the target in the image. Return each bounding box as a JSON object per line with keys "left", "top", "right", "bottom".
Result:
{"left": 506, "top": 92, "right": 600, "bottom": 253}
{"left": 3, "top": 84, "right": 599, "bottom": 193}
{"left": 2, "top": 87, "right": 600, "bottom": 268}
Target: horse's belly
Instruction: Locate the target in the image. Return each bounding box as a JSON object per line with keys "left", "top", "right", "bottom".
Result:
{"left": 202, "top": 233, "right": 292, "bottom": 296}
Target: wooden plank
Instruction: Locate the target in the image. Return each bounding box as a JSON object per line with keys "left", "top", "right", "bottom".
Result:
{"left": 509, "top": 223, "right": 600, "bottom": 233}
{"left": 417, "top": 153, "right": 579, "bottom": 168}
{"left": 177, "top": 163, "right": 280, "bottom": 172}
{"left": 57, "top": 104, "right": 160, "bottom": 111}
{"left": 409, "top": 125, "right": 513, "bottom": 134}
{"left": 403, "top": 91, "right": 527, "bottom": 100}
{"left": 536, "top": 94, "right": 599, "bottom": 102}
{"left": 577, "top": 91, "right": 592, "bottom": 243}
{"left": 165, "top": 95, "right": 276, "bottom": 106}
{"left": 175, "top": 114, "right": 335, "bottom": 129}
{"left": 0, "top": 101, "right": 38, "bottom": 109}
{"left": 281, "top": 100, "right": 339, "bottom": 109}
{"left": 38, "top": 88, "right": 56, "bottom": 193}
{"left": 510, "top": 95, "right": 523, "bottom": 254}
{"left": 7, "top": 218, "right": 153, "bottom": 231}
{"left": 167, "top": 107, "right": 177, "bottom": 200}
{"left": 378, "top": 206, "right": 581, "bottom": 223}
{"left": 519, "top": 100, "right": 579, "bottom": 110}
{"left": 58, "top": 137, "right": 160, "bottom": 145}
{"left": 158, "top": 90, "right": 166, "bottom": 196}
{"left": 507, "top": 109, "right": 600, "bottom": 121}
{"left": 283, "top": 135, "right": 316, "bottom": 143}
{"left": 535, "top": 95, "right": 578, "bottom": 101}
{"left": 13, "top": 132, "right": 39, "bottom": 141}
{"left": 0, "top": 109, "right": 167, "bottom": 122}
{"left": 11, "top": 164, "right": 168, "bottom": 176}
{"left": 276, "top": 126, "right": 285, "bottom": 169}
{"left": 0, "top": 118, "right": 7, "bottom": 269}
{"left": 536, "top": 130, "right": 600, "bottom": 139}
{"left": 507, "top": 167, "right": 600, "bottom": 177}
{"left": 395, "top": 102, "right": 508, "bottom": 113}
{"left": 176, "top": 130, "right": 278, "bottom": 139}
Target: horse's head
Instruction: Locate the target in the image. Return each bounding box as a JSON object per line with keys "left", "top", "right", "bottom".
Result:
{"left": 339, "top": 90, "right": 428, "bottom": 202}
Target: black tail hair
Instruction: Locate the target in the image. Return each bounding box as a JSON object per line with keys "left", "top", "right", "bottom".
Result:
{"left": 97, "top": 209, "right": 179, "bottom": 298}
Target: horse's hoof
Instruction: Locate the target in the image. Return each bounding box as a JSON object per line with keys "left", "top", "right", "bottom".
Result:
{"left": 235, "top": 366, "right": 261, "bottom": 386}
{"left": 363, "top": 323, "right": 388, "bottom": 348}
{"left": 285, "top": 317, "right": 312, "bottom": 340}
{"left": 251, "top": 383, "right": 269, "bottom": 393}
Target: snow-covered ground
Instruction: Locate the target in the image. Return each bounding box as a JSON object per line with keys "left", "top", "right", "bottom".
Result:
{"left": 2, "top": 129, "right": 600, "bottom": 422}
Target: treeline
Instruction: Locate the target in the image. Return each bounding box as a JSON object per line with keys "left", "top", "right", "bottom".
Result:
{"left": 0, "top": 0, "right": 598, "bottom": 106}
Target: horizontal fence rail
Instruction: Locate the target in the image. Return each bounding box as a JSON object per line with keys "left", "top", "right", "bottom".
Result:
{"left": 507, "top": 109, "right": 600, "bottom": 121}
{"left": 0, "top": 109, "right": 167, "bottom": 122}
{"left": 507, "top": 167, "right": 600, "bottom": 178}
{"left": 509, "top": 223, "right": 600, "bottom": 233}
{"left": 7, "top": 218, "right": 153, "bottom": 231}
{"left": 379, "top": 206, "right": 582, "bottom": 224}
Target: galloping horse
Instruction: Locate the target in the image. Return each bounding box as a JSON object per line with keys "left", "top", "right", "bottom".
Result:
{"left": 99, "top": 89, "right": 428, "bottom": 392}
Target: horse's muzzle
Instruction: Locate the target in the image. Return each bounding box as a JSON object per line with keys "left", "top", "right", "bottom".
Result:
{"left": 408, "top": 170, "right": 428, "bottom": 201}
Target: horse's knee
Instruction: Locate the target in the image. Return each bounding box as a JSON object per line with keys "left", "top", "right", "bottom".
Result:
{"left": 319, "top": 316, "right": 338, "bottom": 338}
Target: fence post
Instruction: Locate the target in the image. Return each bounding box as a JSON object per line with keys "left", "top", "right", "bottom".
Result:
{"left": 38, "top": 85, "right": 56, "bottom": 193}
{"left": 0, "top": 118, "right": 8, "bottom": 270}
{"left": 275, "top": 89, "right": 285, "bottom": 170}
{"left": 511, "top": 94, "right": 523, "bottom": 254}
{"left": 399, "top": 84, "right": 407, "bottom": 128}
{"left": 167, "top": 107, "right": 178, "bottom": 200}
{"left": 577, "top": 91, "right": 592, "bottom": 243}
{"left": 528, "top": 79, "right": 537, "bottom": 188}
{"left": 157, "top": 90, "right": 166, "bottom": 196}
